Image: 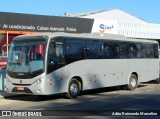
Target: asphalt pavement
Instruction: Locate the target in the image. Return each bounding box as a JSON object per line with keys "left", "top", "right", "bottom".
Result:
{"left": 0, "top": 91, "right": 19, "bottom": 99}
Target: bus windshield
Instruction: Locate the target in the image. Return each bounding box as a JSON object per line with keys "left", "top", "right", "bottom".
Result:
{"left": 7, "top": 39, "right": 47, "bottom": 79}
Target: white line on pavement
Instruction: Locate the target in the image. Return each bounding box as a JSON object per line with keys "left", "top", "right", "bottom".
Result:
{"left": 89, "top": 98, "right": 102, "bottom": 101}
{"left": 58, "top": 103, "right": 74, "bottom": 107}
{"left": 112, "top": 95, "right": 122, "bottom": 98}
{"left": 131, "top": 91, "right": 142, "bottom": 94}
{"left": 34, "top": 108, "right": 45, "bottom": 110}
{"left": 146, "top": 89, "right": 154, "bottom": 92}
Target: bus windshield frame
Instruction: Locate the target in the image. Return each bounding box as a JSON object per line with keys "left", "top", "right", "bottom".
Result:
{"left": 7, "top": 38, "right": 47, "bottom": 79}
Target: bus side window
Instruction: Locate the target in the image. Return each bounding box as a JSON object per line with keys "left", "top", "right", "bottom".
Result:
{"left": 128, "top": 43, "right": 138, "bottom": 58}
{"left": 66, "top": 39, "right": 85, "bottom": 64}
{"left": 135, "top": 43, "right": 142, "bottom": 58}
{"left": 48, "top": 42, "right": 64, "bottom": 64}
{"left": 103, "top": 42, "right": 115, "bottom": 59}
{"left": 141, "top": 46, "right": 147, "bottom": 58}
{"left": 153, "top": 44, "right": 159, "bottom": 58}
{"left": 119, "top": 42, "right": 127, "bottom": 58}
{"left": 149, "top": 45, "right": 154, "bottom": 58}
{"left": 86, "top": 40, "right": 103, "bottom": 59}
{"left": 114, "top": 45, "right": 120, "bottom": 58}
{"left": 48, "top": 43, "right": 54, "bottom": 63}
{"left": 141, "top": 44, "right": 153, "bottom": 58}
{"left": 54, "top": 43, "right": 65, "bottom": 64}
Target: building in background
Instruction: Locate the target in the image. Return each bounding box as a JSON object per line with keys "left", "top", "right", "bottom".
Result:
{"left": 0, "top": 12, "right": 94, "bottom": 56}
{"left": 70, "top": 9, "right": 160, "bottom": 40}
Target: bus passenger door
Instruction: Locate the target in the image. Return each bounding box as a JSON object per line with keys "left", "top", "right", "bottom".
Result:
{"left": 47, "top": 40, "right": 65, "bottom": 75}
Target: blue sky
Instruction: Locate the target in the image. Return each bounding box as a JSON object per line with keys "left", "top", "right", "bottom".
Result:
{"left": 0, "top": 0, "right": 160, "bottom": 24}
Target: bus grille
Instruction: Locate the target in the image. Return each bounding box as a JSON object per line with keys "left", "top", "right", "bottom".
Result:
{"left": 12, "top": 83, "right": 31, "bottom": 86}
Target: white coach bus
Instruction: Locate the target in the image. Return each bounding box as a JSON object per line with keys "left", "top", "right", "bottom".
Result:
{"left": 6, "top": 32, "right": 159, "bottom": 98}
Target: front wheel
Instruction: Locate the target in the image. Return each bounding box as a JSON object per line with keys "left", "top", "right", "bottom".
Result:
{"left": 127, "top": 74, "right": 138, "bottom": 90}
{"left": 66, "top": 78, "right": 80, "bottom": 99}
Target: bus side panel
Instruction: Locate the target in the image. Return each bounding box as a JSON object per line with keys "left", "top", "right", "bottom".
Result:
{"left": 44, "top": 67, "right": 69, "bottom": 95}
{"left": 65, "top": 59, "right": 128, "bottom": 90}
{"left": 65, "top": 59, "right": 159, "bottom": 91}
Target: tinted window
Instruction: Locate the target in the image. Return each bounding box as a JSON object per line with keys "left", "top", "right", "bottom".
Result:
{"left": 135, "top": 43, "right": 142, "bottom": 58}
{"left": 141, "top": 44, "right": 147, "bottom": 58}
{"left": 119, "top": 42, "right": 128, "bottom": 58}
{"left": 148, "top": 44, "right": 154, "bottom": 58}
{"left": 66, "top": 39, "right": 85, "bottom": 63}
{"left": 153, "top": 44, "right": 159, "bottom": 58}
{"left": 140, "top": 43, "right": 159, "bottom": 58}
{"left": 103, "top": 42, "right": 118, "bottom": 59}
{"left": 128, "top": 43, "right": 138, "bottom": 58}
{"left": 87, "top": 40, "right": 103, "bottom": 59}
{"left": 141, "top": 44, "right": 152, "bottom": 58}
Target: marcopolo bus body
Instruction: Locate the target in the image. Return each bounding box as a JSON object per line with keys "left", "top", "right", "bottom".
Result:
{"left": 6, "top": 32, "right": 159, "bottom": 98}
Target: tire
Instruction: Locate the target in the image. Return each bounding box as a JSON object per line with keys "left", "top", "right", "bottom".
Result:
{"left": 127, "top": 74, "right": 138, "bottom": 90}
{"left": 66, "top": 78, "right": 80, "bottom": 99}
{"left": 156, "top": 78, "right": 160, "bottom": 84}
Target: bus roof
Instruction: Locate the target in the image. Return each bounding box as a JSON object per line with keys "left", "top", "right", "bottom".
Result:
{"left": 14, "top": 32, "right": 158, "bottom": 44}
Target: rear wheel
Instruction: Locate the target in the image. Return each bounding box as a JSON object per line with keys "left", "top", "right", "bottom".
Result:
{"left": 127, "top": 74, "right": 138, "bottom": 90}
{"left": 66, "top": 78, "right": 81, "bottom": 99}
{"left": 156, "top": 78, "right": 160, "bottom": 84}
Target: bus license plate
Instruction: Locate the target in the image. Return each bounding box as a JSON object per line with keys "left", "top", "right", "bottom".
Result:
{"left": 17, "top": 87, "right": 24, "bottom": 91}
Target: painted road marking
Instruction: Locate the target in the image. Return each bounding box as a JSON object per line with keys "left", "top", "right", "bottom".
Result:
{"left": 58, "top": 103, "right": 75, "bottom": 107}
{"left": 131, "top": 91, "right": 142, "bottom": 94}
{"left": 146, "top": 89, "right": 154, "bottom": 92}
{"left": 89, "top": 98, "right": 102, "bottom": 101}
{"left": 34, "top": 108, "right": 45, "bottom": 110}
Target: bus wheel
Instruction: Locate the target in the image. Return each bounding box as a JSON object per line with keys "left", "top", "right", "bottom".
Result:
{"left": 66, "top": 78, "right": 80, "bottom": 99}
{"left": 127, "top": 74, "right": 138, "bottom": 90}
{"left": 156, "top": 78, "right": 160, "bottom": 84}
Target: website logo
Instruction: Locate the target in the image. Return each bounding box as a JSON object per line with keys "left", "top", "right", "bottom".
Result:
{"left": 99, "top": 24, "right": 114, "bottom": 33}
